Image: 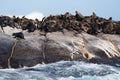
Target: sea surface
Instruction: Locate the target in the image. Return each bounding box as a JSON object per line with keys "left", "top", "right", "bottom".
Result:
{"left": 0, "top": 61, "right": 120, "bottom": 80}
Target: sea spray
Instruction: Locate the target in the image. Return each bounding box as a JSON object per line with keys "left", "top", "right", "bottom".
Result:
{"left": 0, "top": 61, "right": 120, "bottom": 80}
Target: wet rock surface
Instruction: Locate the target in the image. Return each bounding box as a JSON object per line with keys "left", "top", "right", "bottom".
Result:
{"left": 0, "top": 11, "right": 120, "bottom": 68}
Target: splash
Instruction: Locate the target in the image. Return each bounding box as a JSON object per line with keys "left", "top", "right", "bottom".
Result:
{"left": 0, "top": 61, "right": 119, "bottom": 80}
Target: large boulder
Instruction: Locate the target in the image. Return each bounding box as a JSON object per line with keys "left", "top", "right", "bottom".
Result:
{"left": 1, "top": 28, "right": 120, "bottom": 68}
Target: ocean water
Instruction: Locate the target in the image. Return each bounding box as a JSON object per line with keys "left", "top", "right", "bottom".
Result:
{"left": 0, "top": 61, "right": 120, "bottom": 80}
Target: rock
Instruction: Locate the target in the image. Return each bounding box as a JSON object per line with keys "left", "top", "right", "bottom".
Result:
{"left": 0, "top": 34, "right": 15, "bottom": 68}
{"left": 2, "top": 26, "right": 22, "bottom": 36}
{"left": 45, "top": 30, "right": 84, "bottom": 63}
{"left": 0, "top": 26, "right": 3, "bottom": 33}
{"left": 0, "top": 31, "right": 120, "bottom": 68}
{"left": 0, "top": 12, "right": 120, "bottom": 68}
{"left": 82, "top": 33, "right": 120, "bottom": 58}
{"left": 10, "top": 35, "right": 45, "bottom": 68}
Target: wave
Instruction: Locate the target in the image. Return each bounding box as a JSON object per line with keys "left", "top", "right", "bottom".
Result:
{"left": 0, "top": 61, "right": 120, "bottom": 80}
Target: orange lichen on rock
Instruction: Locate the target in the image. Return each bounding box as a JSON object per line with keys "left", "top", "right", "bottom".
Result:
{"left": 82, "top": 53, "right": 93, "bottom": 59}
{"left": 105, "top": 52, "right": 112, "bottom": 58}
{"left": 79, "top": 45, "right": 93, "bottom": 59}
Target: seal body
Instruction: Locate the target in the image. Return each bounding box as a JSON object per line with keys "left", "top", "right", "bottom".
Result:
{"left": 12, "top": 32, "right": 24, "bottom": 39}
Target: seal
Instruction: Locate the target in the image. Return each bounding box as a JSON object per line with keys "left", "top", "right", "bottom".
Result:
{"left": 12, "top": 32, "right": 25, "bottom": 39}
{"left": 26, "top": 22, "right": 36, "bottom": 32}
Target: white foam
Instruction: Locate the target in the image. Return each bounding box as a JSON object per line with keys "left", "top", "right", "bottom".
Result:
{"left": 0, "top": 61, "right": 119, "bottom": 80}
{"left": 25, "top": 12, "right": 44, "bottom": 21}
{"left": 9, "top": 12, "right": 44, "bottom": 21}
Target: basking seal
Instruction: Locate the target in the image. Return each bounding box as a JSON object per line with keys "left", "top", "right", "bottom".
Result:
{"left": 12, "top": 32, "right": 24, "bottom": 39}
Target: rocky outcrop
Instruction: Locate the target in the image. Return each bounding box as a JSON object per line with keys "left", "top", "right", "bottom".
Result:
{"left": 0, "top": 11, "right": 120, "bottom": 68}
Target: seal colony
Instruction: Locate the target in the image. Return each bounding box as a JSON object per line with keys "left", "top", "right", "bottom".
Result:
{"left": 0, "top": 11, "right": 120, "bottom": 35}
{"left": 0, "top": 11, "right": 120, "bottom": 68}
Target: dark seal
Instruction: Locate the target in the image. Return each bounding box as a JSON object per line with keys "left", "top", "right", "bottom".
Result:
{"left": 12, "top": 32, "right": 24, "bottom": 39}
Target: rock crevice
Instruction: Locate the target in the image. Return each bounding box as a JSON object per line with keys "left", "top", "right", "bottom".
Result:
{"left": 8, "top": 40, "right": 17, "bottom": 68}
